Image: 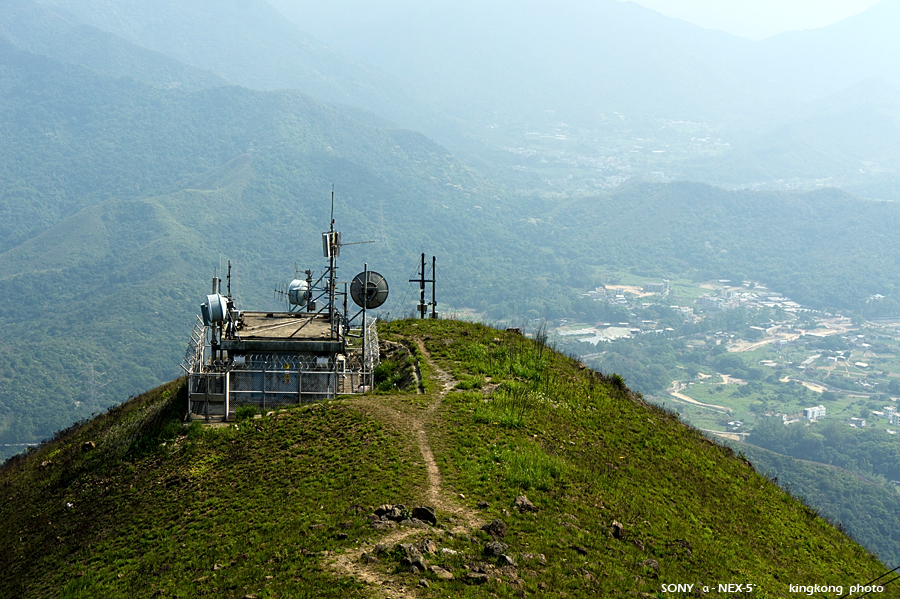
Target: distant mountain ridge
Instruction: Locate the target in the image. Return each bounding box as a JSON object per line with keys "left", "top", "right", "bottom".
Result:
{"left": 0, "top": 0, "right": 228, "bottom": 90}
{"left": 269, "top": 0, "right": 900, "bottom": 123}
{"left": 8, "top": 0, "right": 899, "bottom": 195}
{"left": 268, "top": 0, "right": 900, "bottom": 195}
{"left": 759, "top": 0, "right": 900, "bottom": 93}
{"left": 270, "top": 0, "right": 760, "bottom": 125}
{"left": 24, "top": 0, "right": 453, "bottom": 139}
{"left": 684, "top": 79, "right": 900, "bottom": 195}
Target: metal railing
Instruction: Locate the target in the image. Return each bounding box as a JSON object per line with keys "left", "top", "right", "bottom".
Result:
{"left": 181, "top": 316, "right": 206, "bottom": 374}
{"left": 184, "top": 317, "right": 380, "bottom": 418}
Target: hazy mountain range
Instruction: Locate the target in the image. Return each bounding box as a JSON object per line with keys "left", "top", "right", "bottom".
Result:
{"left": 268, "top": 0, "right": 900, "bottom": 196}
{"left": 5, "top": 0, "right": 899, "bottom": 196}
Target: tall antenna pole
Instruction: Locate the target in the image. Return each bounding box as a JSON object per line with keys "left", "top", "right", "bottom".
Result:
{"left": 431, "top": 255, "right": 437, "bottom": 319}
{"left": 363, "top": 262, "right": 368, "bottom": 371}
{"left": 329, "top": 185, "right": 336, "bottom": 338}
{"left": 343, "top": 282, "right": 348, "bottom": 323}
{"left": 409, "top": 253, "right": 436, "bottom": 319}
{"left": 227, "top": 260, "right": 232, "bottom": 298}
{"left": 419, "top": 253, "right": 426, "bottom": 319}
{"left": 211, "top": 275, "right": 221, "bottom": 359}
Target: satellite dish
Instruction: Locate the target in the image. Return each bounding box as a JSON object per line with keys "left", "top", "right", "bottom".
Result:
{"left": 351, "top": 271, "right": 389, "bottom": 309}
{"left": 287, "top": 279, "right": 310, "bottom": 307}
{"left": 201, "top": 293, "right": 229, "bottom": 325}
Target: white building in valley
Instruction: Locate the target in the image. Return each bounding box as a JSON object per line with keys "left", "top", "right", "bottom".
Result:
{"left": 803, "top": 405, "right": 826, "bottom": 420}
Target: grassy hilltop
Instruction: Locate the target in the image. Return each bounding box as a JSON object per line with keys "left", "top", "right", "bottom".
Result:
{"left": 0, "top": 319, "right": 889, "bottom": 598}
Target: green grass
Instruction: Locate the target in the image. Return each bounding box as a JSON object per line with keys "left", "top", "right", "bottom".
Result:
{"left": 395, "top": 319, "right": 888, "bottom": 597}
{"left": 1, "top": 318, "right": 891, "bottom": 598}
{"left": 472, "top": 384, "right": 542, "bottom": 429}
{"left": 0, "top": 381, "right": 425, "bottom": 598}
{"left": 501, "top": 443, "right": 570, "bottom": 491}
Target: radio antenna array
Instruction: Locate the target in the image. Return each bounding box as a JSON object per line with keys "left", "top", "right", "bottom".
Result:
{"left": 270, "top": 187, "right": 385, "bottom": 340}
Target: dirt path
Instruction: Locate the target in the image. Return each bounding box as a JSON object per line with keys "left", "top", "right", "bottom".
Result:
{"left": 727, "top": 332, "right": 800, "bottom": 353}
{"left": 667, "top": 381, "right": 732, "bottom": 413}
{"left": 414, "top": 340, "right": 470, "bottom": 520}
{"left": 702, "top": 429, "right": 748, "bottom": 442}
{"left": 781, "top": 376, "right": 826, "bottom": 393}
{"left": 798, "top": 380, "right": 827, "bottom": 393}
{"left": 327, "top": 339, "right": 481, "bottom": 597}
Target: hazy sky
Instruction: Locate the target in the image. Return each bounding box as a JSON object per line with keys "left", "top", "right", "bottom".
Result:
{"left": 623, "top": 0, "right": 882, "bottom": 40}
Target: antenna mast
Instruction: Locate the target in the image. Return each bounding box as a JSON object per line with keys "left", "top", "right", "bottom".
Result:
{"left": 410, "top": 253, "right": 437, "bottom": 319}
{"left": 328, "top": 186, "right": 337, "bottom": 338}
{"left": 432, "top": 255, "right": 437, "bottom": 319}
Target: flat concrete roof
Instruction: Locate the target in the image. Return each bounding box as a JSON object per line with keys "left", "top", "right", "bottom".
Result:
{"left": 235, "top": 311, "right": 336, "bottom": 340}
{"left": 223, "top": 311, "right": 342, "bottom": 354}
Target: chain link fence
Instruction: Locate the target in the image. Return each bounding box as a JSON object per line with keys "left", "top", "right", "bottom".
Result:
{"left": 186, "top": 318, "right": 380, "bottom": 418}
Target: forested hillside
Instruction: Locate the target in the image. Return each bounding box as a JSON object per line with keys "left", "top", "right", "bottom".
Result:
{"left": 734, "top": 441, "right": 900, "bottom": 568}
{"left": 24, "top": 0, "right": 446, "bottom": 138}
{"left": 0, "top": 41, "right": 523, "bottom": 456}
{"left": 551, "top": 182, "right": 900, "bottom": 311}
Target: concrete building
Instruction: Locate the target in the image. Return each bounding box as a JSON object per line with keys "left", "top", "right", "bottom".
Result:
{"left": 643, "top": 280, "right": 669, "bottom": 294}
{"left": 697, "top": 294, "right": 723, "bottom": 312}
{"left": 803, "top": 405, "right": 827, "bottom": 420}
{"left": 589, "top": 286, "right": 607, "bottom": 299}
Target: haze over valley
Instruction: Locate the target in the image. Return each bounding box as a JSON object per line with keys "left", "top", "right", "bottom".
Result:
{"left": 4, "top": 0, "right": 900, "bottom": 583}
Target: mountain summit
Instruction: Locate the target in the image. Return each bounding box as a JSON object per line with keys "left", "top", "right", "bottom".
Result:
{"left": 0, "top": 319, "right": 887, "bottom": 597}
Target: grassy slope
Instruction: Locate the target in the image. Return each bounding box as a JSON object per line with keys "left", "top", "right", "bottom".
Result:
{"left": 0, "top": 319, "right": 888, "bottom": 598}
{"left": 0, "top": 380, "right": 426, "bottom": 598}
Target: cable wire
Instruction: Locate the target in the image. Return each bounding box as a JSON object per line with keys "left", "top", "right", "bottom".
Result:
{"left": 838, "top": 564, "right": 900, "bottom": 599}
{"left": 392, "top": 261, "right": 421, "bottom": 319}
{"left": 435, "top": 264, "right": 468, "bottom": 318}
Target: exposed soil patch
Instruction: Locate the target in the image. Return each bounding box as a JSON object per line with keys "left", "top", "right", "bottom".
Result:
{"left": 667, "top": 381, "right": 732, "bottom": 413}
{"left": 327, "top": 338, "right": 483, "bottom": 595}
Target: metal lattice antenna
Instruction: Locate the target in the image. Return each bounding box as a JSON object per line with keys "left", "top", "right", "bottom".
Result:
{"left": 80, "top": 362, "right": 109, "bottom": 411}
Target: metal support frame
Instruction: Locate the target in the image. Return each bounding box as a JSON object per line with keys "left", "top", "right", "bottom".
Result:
{"left": 409, "top": 253, "right": 437, "bottom": 319}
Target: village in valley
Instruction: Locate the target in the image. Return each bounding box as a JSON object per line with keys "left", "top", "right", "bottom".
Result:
{"left": 551, "top": 275, "right": 900, "bottom": 445}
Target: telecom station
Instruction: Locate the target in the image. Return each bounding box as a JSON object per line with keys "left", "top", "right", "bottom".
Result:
{"left": 181, "top": 206, "right": 389, "bottom": 421}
